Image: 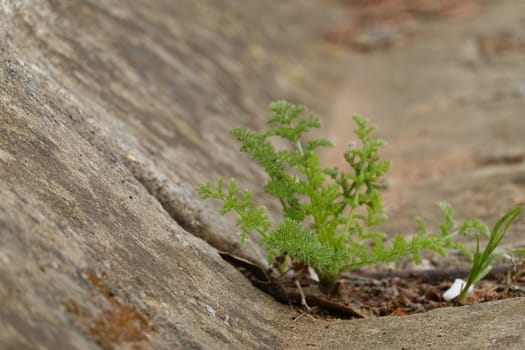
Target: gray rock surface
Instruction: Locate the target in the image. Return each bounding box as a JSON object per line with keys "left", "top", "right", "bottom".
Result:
{"left": 1, "top": 0, "right": 524, "bottom": 349}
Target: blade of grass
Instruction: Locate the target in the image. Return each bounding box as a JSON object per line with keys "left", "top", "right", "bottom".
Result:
{"left": 458, "top": 204, "right": 523, "bottom": 302}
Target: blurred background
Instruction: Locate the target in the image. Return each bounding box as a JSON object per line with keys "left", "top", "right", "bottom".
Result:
{"left": 318, "top": 0, "right": 525, "bottom": 243}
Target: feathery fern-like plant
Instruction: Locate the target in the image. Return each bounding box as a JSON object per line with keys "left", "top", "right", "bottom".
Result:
{"left": 198, "top": 101, "right": 518, "bottom": 294}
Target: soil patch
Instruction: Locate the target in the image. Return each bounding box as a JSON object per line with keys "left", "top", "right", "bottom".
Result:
{"left": 221, "top": 252, "right": 525, "bottom": 319}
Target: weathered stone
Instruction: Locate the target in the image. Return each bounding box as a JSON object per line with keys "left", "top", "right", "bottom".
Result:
{"left": 0, "top": 1, "right": 344, "bottom": 348}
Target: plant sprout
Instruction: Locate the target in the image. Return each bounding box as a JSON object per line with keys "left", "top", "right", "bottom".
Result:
{"left": 199, "top": 101, "right": 522, "bottom": 295}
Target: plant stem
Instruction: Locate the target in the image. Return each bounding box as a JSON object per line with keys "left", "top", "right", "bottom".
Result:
{"left": 316, "top": 269, "right": 339, "bottom": 294}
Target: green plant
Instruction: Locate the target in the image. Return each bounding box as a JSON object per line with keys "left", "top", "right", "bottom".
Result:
{"left": 199, "top": 101, "right": 520, "bottom": 294}
{"left": 456, "top": 204, "right": 523, "bottom": 302}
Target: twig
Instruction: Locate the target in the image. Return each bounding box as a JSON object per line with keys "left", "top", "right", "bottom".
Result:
{"left": 292, "top": 278, "right": 316, "bottom": 321}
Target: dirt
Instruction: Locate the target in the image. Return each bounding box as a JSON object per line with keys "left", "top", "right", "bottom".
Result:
{"left": 222, "top": 249, "right": 525, "bottom": 321}
{"left": 297, "top": 267, "right": 525, "bottom": 319}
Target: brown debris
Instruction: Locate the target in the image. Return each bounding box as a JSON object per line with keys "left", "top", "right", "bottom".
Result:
{"left": 221, "top": 251, "right": 525, "bottom": 319}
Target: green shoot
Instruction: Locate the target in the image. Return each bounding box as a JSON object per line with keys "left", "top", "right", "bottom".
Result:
{"left": 457, "top": 204, "right": 523, "bottom": 302}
